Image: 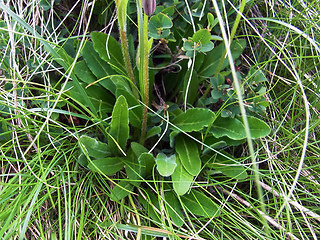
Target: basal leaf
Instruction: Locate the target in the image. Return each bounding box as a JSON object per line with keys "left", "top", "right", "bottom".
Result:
{"left": 181, "top": 190, "right": 220, "bottom": 218}
{"left": 155, "top": 153, "right": 177, "bottom": 177}
{"left": 172, "top": 156, "right": 193, "bottom": 196}
{"left": 125, "top": 144, "right": 154, "bottom": 186}
{"left": 116, "top": 87, "right": 142, "bottom": 128}
{"left": 78, "top": 135, "right": 111, "bottom": 159}
{"left": 208, "top": 151, "right": 248, "bottom": 180}
{"left": 246, "top": 116, "right": 271, "bottom": 139}
{"left": 211, "top": 116, "right": 246, "bottom": 140}
{"left": 164, "top": 191, "right": 184, "bottom": 227}
{"left": 124, "top": 149, "right": 141, "bottom": 187}
{"left": 74, "top": 60, "right": 96, "bottom": 85}
{"left": 108, "top": 95, "right": 129, "bottom": 156}
{"left": 91, "top": 31, "right": 126, "bottom": 74}
{"left": 82, "top": 41, "right": 116, "bottom": 93}
{"left": 65, "top": 81, "right": 114, "bottom": 116}
{"left": 171, "top": 108, "right": 214, "bottom": 132}
{"left": 138, "top": 190, "right": 161, "bottom": 223}
{"left": 131, "top": 142, "right": 155, "bottom": 178}
{"left": 131, "top": 142, "right": 148, "bottom": 156}
{"left": 175, "top": 135, "right": 201, "bottom": 176}
{"left": 138, "top": 153, "right": 155, "bottom": 178}
{"left": 88, "top": 157, "right": 124, "bottom": 176}
{"left": 77, "top": 153, "right": 88, "bottom": 167}
{"left": 109, "top": 181, "right": 134, "bottom": 202}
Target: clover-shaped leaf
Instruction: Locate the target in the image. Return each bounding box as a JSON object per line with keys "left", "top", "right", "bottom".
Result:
{"left": 149, "top": 13, "right": 173, "bottom": 39}
{"left": 183, "top": 29, "right": 214, "bottom": 56}
{"left": 156, "top": 153, "right": 177, "bottom": 177}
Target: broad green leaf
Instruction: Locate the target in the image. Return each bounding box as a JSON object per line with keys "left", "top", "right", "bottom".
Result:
{"left": 131, "top": 142, "right": 148, "bottom": 156}
{"left": 200, "top": 42, "right": 214, "bottom": 53}
{"left": 146, "top": 126, "right": 161, "bottom": 139}
{"left": 138, "top": 153, "right": 155, "bottom": 178}
{"left": 77, "top": 153, "right": 88, "bottom": 167}
{"left": 155, "top": 153, "right": 177, "bottom": 177}
{"left": 124, "top": 149, "right": 141, "bottom": 187}
{"left": 82, "top": 41, "right": 116, "bottom": 93}
{"left": 78, "top": 135, "right": 111, "bottom": 159}
{"left": 125, "top": 144, "right": 154, "bottom": 186}
{"left": 172, "top": 156, "right": 193, "bottom": 195}
{"left": 116, "top": 87, "right": 142, "bottom": 128}
{"left": 192, "top": 29, "right": 211, "bottom": 45}
{"left": 172, "top": 108, "right": 214, "bottom": 132}
{"left": 199, "top": 39, "right": 246, "bottom": 77}
{"left": 211, "top": 116, "right": 246, "bottom": 140}
{"left": 175, "top": 135, "right": 201, "bottom": 176}
{"left": 131, "top": 142, "right": 155, "bottom": 178}
{"left": 246, "top": 116, "right": 271, "bottom": 139}
{"left": 208, "top": 152, "right": 248, "bottom": 180}
{"left": 74, "top": 60, "right": 96, "bottom": 85}
{"left": 109, "top": 181, "right": 134, "bottom": 202}
{"left": 169, "top": 130, "right": 179, "bottom": 148}
{"left": 138, "top": 190, "right": 161, "bottom": 223}
{"left": 247, "top": 68, "right": 268, "bottom": 84}
{"left": 207, "top": 12, "right": 215, "bottom": 30}
{"left": 149, "top": 13, "right": 173, "bottom": 39}
{"left": 88, "top": 157, "right": 124, "bottom": 176}
{"left": 91, "top": 32, "right": 126, "bottom": 74}
{"left": 65, "top": 81, "right": 114, "bottom": 116}
{"left": 202, "top": 136, "right": 227, "bottom": 154}
{"left": 108, "top": 95, "right": 129, "bottom": 155}
{"left": 164, "top": 191, "right": 184, "bottom": 227}
{"left": 181, "top": 190, "right": 220, "bottom": 218}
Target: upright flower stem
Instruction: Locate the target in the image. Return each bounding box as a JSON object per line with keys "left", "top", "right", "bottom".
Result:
{"left": 140, "top": 14, "right": 150, "bottom": 144}
{"left": 120, "top": 29, "right": 137, "bottom": 92}
{"left": 115, "top": 0, "right": 138, "bottom": 97}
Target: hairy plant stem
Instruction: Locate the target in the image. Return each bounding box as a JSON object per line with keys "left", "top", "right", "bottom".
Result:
{"left": 115, "top": 0, "right": 139, "bottom": 97}
{"left": 140, "top": 14, "right": 150, "bottom": 144}
{"left": 119, "top": 30, "right": 139, "bottom": 97}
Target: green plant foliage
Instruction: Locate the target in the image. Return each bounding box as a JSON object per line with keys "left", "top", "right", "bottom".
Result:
{"left": 164, "top": 190, "right": 184, "bottom": 227}
{"left": 108, "top": 95, "right": 129, "bottom": 156}
{"left": 175, "top": 134, "right": 201, "bottom": 176}
{"left": 171, "top": 156, "right": 193, "bottom": 196}
{"left": 82, "top": 41, "right": 116, "bottom": 93}
{"left": 246, "top": 115, "right": 271, "bottom": 139}
{"left": 207, "top": 152, "right": 248, "bottom": 180}
{"left": 65, "top": 81, "right": 114, "bottom": 115}
{"left": 148, "top": 13, "right": 173, "bottom": 39}
{"left": 78, "top": 135, "right": 111, "bottom": 159}
{"left": 116, "top": 87, "right": 142, "bottom": 128}
{"left": 181, "top": 190, "right": 219, "bottom": 218}
{"left": 109, "top": 181, "right": 135, "bottom": 202}
{"left": 155, "top": 153, "right": 177, "bottom": 177}
{"left": 91, "top": 31, "right": 126, "bottom": 74}
{"left": 198, "top": 39, "right": 246, "bottom": 77}
{"left": 183, "top": 29, "right": 214, "bottom": 57}
{"left": 211, "top": 116, "right": 246, "bottom": 140}
{"left": 124, "top": 143, "right": 154, "bottom": 186}
{"left": 88, "top": 157, "right": 125, "bottom": 176}
{"left": 138, "top": 190, "right": 161, "bottom": 223}
{"left": 171, "top": 108, "right": 215, "bottom": 132}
